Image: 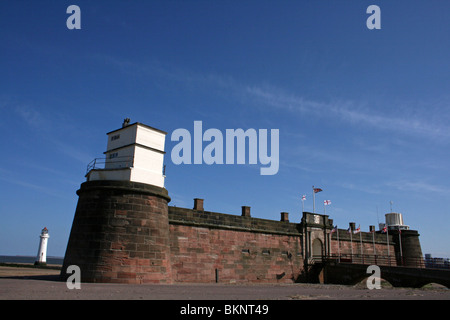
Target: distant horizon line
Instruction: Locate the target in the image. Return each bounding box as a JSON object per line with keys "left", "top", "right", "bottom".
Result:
{"left": 0, "top": 254, "right": 64, "bottom": 259}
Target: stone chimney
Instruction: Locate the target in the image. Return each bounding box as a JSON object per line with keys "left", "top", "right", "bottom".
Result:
{"left": 193, "top": 198, "right": 204, "bottom": 211}
{"left": 349, "top": 222, "right": 356, "bottom": 232}
{"left": 241, "top": 206, "right": 251, "bottom": 217}
{"left": 280, "top": 212, "right": 289, "bottom": 222}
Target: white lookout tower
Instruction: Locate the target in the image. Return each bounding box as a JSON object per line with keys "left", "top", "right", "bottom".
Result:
{"left": 86, "top": 118, "right": 167, "bottom": 188}
{"left": 35, "top": 227, "right": 49, "bottom": 265}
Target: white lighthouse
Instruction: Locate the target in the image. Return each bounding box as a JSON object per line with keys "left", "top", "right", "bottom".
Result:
{"left": 85, "top": 118, "right": 167, "bottom": 188}
{"left": 35, "top": 227, "right": 49, "bottom": 266}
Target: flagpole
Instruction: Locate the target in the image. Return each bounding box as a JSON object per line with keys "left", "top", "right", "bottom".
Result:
{"left": 372, "top": 227, "right": 376, "bottom": 259}
{"left": 359, "top": 228, "right": 363, "bottom": 263}
{"left": 350, "top": 230, "right": 353, "bottom": 258}
{"left": 337, "top": 228, "right": 340, "bottom": 263}
{"left": 399, "top": 230, "right": 403, "bottom": 265}
{"left": 386, "top": 223, "right": 390, "bottom": 266}
{"left": 312, "top": 186, "right": 315, "bottom": 213}
{"left": 349, "top": 223, "right": 353, "bottom": 259}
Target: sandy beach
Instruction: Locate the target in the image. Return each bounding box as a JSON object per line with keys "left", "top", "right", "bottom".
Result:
{"left": 0, "top": 265, "right": 449, "bottom": 300}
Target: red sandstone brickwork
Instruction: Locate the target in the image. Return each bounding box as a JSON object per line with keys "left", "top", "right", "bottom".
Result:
{"left": 92, "top": 193, "right": 172, "bottom": 284}
{"left": 330, "top": 237, "right": 397, "bottom": 266}
{"left": 61, "top": 181, "right": 172, "bottom": 284}
{"left": 330, "top": 239, "right": 395, "bottom": 256}
{"left": 64, "top": 182, "right": 421, "bottom": 284}
{"left": 169, "top": 224, "right": 304, "bottom": 283}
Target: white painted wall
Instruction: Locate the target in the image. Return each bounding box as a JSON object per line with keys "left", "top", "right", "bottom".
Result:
{"left": 135, "top": 125, "right": 166, "bottom": 152}
{"left": 133, "top": 145, "right": 164, "bottom": 174}
{"left": 105, "top": 145, "right": 135, "bottom": 169}
{"left": 106, "top": 125, "right": 137, "bottom": 152}
{"left": 87, "top": 122, "right": 166, "bottom": 188}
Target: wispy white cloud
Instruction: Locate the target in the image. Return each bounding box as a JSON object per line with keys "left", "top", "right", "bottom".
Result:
{"left": 332, "top": 104, "right": 449, "bottom": 140}
{"left": 245, "top": 85, "right": 326, "bottom": 113}
{"left": 0, "top": 172, "right": 70, "bottom": 200}
{"left": 245, "top": 85, "right": 450, "bottom": 141}
{"left": 386, "top": 180, "right": 450, "bottom": 196}
{"left": 2, "top": 96, "right": 49, "bottom": 130}
{"left": 8, "top": 101, "right": 94, "bottom": 165}
{"left": 279, "top": 160, "right": 320, "bottom": 173}
{"left": 50, "top": 139, "right": 93, "bottom": 165}
{"left": 338, "top": 182, "right": 383, "bottom": 195}
{"left": 15, "top": 105, "right": 47, "bottom": 129}
{"left": 95, "top": 54, "right": 450, "bottom": 142}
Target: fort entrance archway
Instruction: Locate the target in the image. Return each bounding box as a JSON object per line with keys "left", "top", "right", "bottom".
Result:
{"left": 312, "top": 238, "right": 323, "bottom": 261}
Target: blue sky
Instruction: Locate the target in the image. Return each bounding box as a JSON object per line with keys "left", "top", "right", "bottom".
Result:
{"left": 1, "top": 0, "right": 449, "bottom": 258}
